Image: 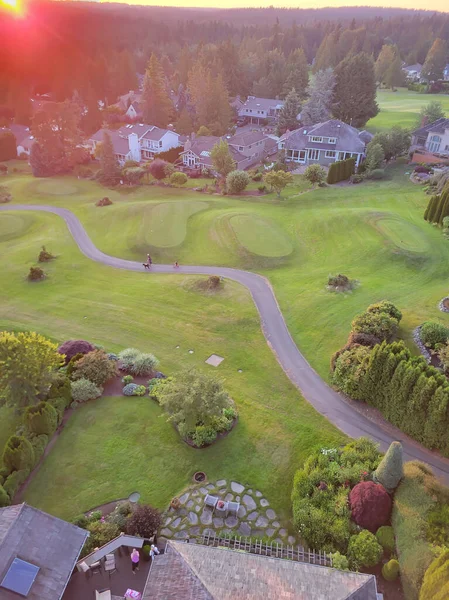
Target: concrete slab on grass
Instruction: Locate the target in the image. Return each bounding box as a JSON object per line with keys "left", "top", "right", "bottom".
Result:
{"left": 205, "top": 354, "right": 224, "bottom": 367}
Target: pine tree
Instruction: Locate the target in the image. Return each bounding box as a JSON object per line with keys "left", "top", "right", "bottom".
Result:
{"left": 403, "top": 374, "right": 437, "bottom": 440}
{"left": 360, "top": 342, "right": 390, "bottom": 405}
{"left": 99, "top": 131, "right": 120, "bottom": 186}
{"left": 374, "top": 45, "right": 397, "bottom": 85}
{"left": 391, "top": 364, "right": 422, "bottom": 428}
{"left": 384, "top": 359, "right": 408, "bottom": 422}
{"left": 141, "top": 54, "right": 172, "bottom": 127}
{"left": 301, "top": 68, "right": 336, "bottom": 126}
{"left": 422, "top": 38, "right": 448, "bottom": 82}
{"left": 384, "top": 56, "right": 404, "bottom": 91}
{"left": 206, "top": 73, "right": 232, "bottom": 136}
{"left": 175, "top": 109, "right": 194, "bottom": 135}
{"left": 283, "top": 49, "right": 309, "bottom": 98}
{"left": 313, "top": 32, "right": 340, "bottom": 72}
{"left": 377, "top": 351, "right": 404, "bottom": 413}
{"left": 374, "top": 441, "right": 403, "bottom": 492}
{"left": 423, "top": 386, "right": 449, "bottom": 449}
{"left": 187, "top": 61, "right": 210, "bottom": 128}
{"left": 277, "top": 88, "right": 300, "bottom": 135}
{"left": 333, "top": 53, "right": 379, "bottom": 127}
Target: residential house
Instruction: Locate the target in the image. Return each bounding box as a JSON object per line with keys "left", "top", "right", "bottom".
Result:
{"left": 238, "top": 96, "right": 285, "bottom": 124}
{"left": 89, "top": 123, "right": 181, "bottom": 165}
{"left": 1, "top": 124, "right": 35, "bottom": 156}
{"left": 444, "top": 64, "right": 449, "bottom": 81}
{"left": 126, "top": 100, "right": 143, "bottom": 120}
{"left": 230, "top": 95, "right": 244, "bottom": 115}
{"left": 411, "top": 117, "right": 449, "bottom": 155}
{"left": 180, "top": 130, "right": 277, "bottom": 171}
{"left": 115, "top": 91, "right": 141, "bottom": 113}
{"left": 141, "top": 540, "right": 381, "bottom": 599}
{"left": 403, "top": 63, "right": 423, "bottom": 81}
{"left": 0, "top": 503, "right": 88, "bottom": 600}
{"left": 279, "top": 119, "right": 370, "bottom": 167}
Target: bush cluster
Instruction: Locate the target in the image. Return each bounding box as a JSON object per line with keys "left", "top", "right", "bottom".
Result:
{"left": 327, "top": 158, "right": 355, "bottom": 184}
{"left": 420, "top": 321, "right": 449, "bottom": 349}
{"left": 71, "top": 349, "right": 117, "bottom": 386}
{"left": 28, "top": 266, "right": 45, "bottom": 281}
{"left": 348, "top": 530, "right": 383, "bottom": 569}
{"left": 118, "top": 348, "right": 159, "bottom": 376}
{"left": 71, "top": 378, "right": 102, "bottom": 403}
{"left": 58, "top": 339, "right": 95, "bottom": 364}
{"left": 424, "top": 183, "right": 449, "bottom": 226}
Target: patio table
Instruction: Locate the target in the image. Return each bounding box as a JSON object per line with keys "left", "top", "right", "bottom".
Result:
{"left": 125, "top": 589, "right": 141, "bottom": 600}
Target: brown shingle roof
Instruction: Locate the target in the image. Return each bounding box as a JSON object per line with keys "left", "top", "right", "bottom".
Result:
{"left": 143, "top": 541, "right": 378, "bottom": 600}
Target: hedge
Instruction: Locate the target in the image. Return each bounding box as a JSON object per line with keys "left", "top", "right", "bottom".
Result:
{"left": 327, "top": 158, "right": 356, "bottom": 184}
{"left": 2, "top": 436, "right": 35, "bottom": 473}
{"left": 30, "top": 434, "right": 49, "bottom": 466}
{"left": 24, "top": 401, "right": 58, "bottom": 436}
{"left": 3, "top": 469, "right": 30, "bottom": 499}
{"left": 424, "top": 183, "right": 449, "bottom": 225}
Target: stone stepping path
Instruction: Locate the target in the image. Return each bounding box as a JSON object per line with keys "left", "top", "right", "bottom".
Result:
{"left": 160, "top": 479, "right": 297, "bottom": 544}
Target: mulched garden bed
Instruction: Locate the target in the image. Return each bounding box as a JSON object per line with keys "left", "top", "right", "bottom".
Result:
{"left": 362, "top": 563, "right": 405, "bottom": 600}
{"left": 103, "top": 373, "right": 151, "bottom": 396}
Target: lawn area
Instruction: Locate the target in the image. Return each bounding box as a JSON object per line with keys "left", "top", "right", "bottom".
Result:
{"left": 0, "top": 209, "right": 343, "bottom": 520}
{"left": 367, "top": 87, "right": 449, "bottom": 132}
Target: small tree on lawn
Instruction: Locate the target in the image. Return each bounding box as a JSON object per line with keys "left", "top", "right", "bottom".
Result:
{"left": 226, "top": 170, "right": 250, "bottom": 194}
{"left": 170, "top": 171, "right": 188, "bottom": 186}
{"left": 365, "top": 142, "right": 385, "bottom": 172}
{"left": 148, "top": 158, "right": 170, "bottom": 180}
{"left": 304, "top": 164, "right": 326, "bottom": 186}
{"left": 99, "top": 131, "right": 121, "bottom": 186}
{"left": 263, "top": 170, "right": 293, "bottom": 198}
{"left": 374, "top": 441, "right": 403, "bottom": 492}
{"left": 126, "top": 504, "right": 162, "bottom": 538}
{"left": 211, "top": 139, "right": 235, "bottom": 179}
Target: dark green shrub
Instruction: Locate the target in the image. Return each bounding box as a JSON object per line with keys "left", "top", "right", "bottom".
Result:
{"left": 347, "top": 332, "right": 381, "bottom": 347}
{"left": 2, "top": 436, "right": 35, "bottom": 473}
{"left": 0, "top": 465, "right": 10, "bottom": 482}
{"left": 66, "top": 353, "right": 84, "bottom": 377}
{"left": 376, "top": 526, "right": 395, "bottom": 553}
{"left": 122, "top": 375, "right": 134, "bottom": 385}
{"left": 330, "top": 552, "right": 349, "bottom": 570}
{"left": 88, "top": 510, "right": 102, "bottom": 522}
{"left": 332, "top": 346, "right": 371, "bottom": 399}
{"left": 367, "top": 169, "right": 385, "bottom": 180}
{"left": 47, "top": 373, "right": 72, "bottom": 405}
{"left": 47, "top": 397, "right": 68, "bottom": 423}
{"left": 382, "top": 559, "right": 400, "bottom": 581}
{"left": 29, "top": 434, "right": 49, "bottom": 466}
{"left": 25, "top": 401, "right": 58, "bottom": 436}
{"left": 3, "top": 469, "right": 30, "bottom": 499}
{"left": 367, "top": 300, "right": 402, "bottom": 323}
{"left": 0, "top": 484, "right": 10, "bottom": 507}
{"left": 38, "top": 246, "right": 55, "bottom": 262}
{"left": 374, "top": 441, "right": 403, "bottom": 492}
{"left": 72, "top": 514, "right": 89, "bottom": 528}
{"left": 192, "top": 425, "right": 218, "bottom": 447}
{"left": 350, "top": 173, "right": 364, "bottom": 184}
{"left": 348, "top": 530, "right": 383, "bottom": 568}
{"left": 351, "top": 311, "right": 398, "bottom": 341}
{"left": 420, "top": 322, "right": 449, "bottom": 349}
{"left": 28, "top": 266, "right": 45, "bottom": 281}
{"left": 142, "top": 544, "right": 151, "bottom": 561}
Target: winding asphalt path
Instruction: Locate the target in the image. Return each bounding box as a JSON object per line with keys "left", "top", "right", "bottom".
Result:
{"left": 4, "top": 203, "right": 449, "bottom": 483}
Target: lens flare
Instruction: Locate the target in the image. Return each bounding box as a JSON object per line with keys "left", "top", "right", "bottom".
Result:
{"left": 0, "top": 0, "right": 23, "bottom": 15}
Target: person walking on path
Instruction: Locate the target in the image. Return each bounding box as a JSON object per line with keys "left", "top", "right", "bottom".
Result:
{"left": 147, "top": 254, "right": 152, "bottom": 266}
{"left": 150, "top": 544, "right": 160, "bottom": 561}
{"left": 131, "top": 548, "right": 140, "bottom": 574}
{"left": 174, "top": 261, "right": 179, "bottom": 269}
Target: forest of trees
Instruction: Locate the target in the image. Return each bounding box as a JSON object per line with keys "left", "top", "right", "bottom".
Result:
{"left": 0, "top": 3, "right": 448, "bottom": 133}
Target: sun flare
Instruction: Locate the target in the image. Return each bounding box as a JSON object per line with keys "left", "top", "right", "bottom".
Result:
{"left": 0, "top": 0, "right": 22, "bottom": 14}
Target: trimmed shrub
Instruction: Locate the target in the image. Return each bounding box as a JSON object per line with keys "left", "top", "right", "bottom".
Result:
{"left": 38, "top": 246, "right": 55, "bottom": 262}
{"left": 420, "top": 321, "right": 449, "bottom": 348}
{"left": 70, "top": 378, "right": 102, "bottom": 403}
{"left": 226, "top": 170, "right": 250, "bottom": 194}
{"left": 123, "top": 383, "right": 139, "bottom": 396}
{"left": 382, "top": 559, "right": 400, "bottom": 582}
{"left": 170, "top": 171, "right": 188, "bottom": 186}
{"left": 122, "top": 375, "right": 134, "bottom": 384}
{"left": 367, "top": 300, "right": 402, "bottom": 322}
{"left": 126, "top": 504, "right": 162, "bottom": 538}
{"left": 48, "top": 397, "right": 66, "bottom": 424}
{"left": 376, "top": 526, "right": 395, "bottom": 553}
{"left": 0, "top": 185, "right": 12, "bottom": 203}
{"left": 349, "top": 481, "right": 392, "bottom": 532}
{"left": 24, "top": 401, "right": 58, "bottom": 436}
{"left": 130, "top": 353, "right": 159, "bottom": 376}
{"left": 28, "top": 266, "right": 45, "bottom": 281}
{"left": 58, "top": 339, "right": 95, "bottom": 364}
{"left": 3, "top": 469, "right": 29, "bottom": 499}
{"left": 148, "top": 158, "right": 170, "bottom": 180}
{"left": 0, "top": 485, "right": 10, "bottom": 507}
{"left": 47, "top": 373, "right": 72, "bottom": 405}
{"left": 30, "top": 434, "right": 49, "bottom": 466}
{"left": 419, "top": 549, "right": 449, "bottom": 600}
{"left": 351, "top": 311, "right": 398, "bottom": 342}
{"left": 347, "top": 332, "right": 381, "bottom": 347}
{"left": 72, "top": 349, "right": 117, "bottom": 386}
{"left": 192, "top": 425, "right": 218, "bottom": 447}
{"left": 330, "top": 552, "right": 349, "bottom": 571}
{"left": 374, "top": 441, "right": 403, "bottom": 492}
{"left": 304, "top": 164, "right": 326, "bottom": 185}
{"left": 332, "top": 345, "right": 371, "bottom": 399}
{"left": 348, "top": 530, "right": 383, "bottom": 568}
{"left": 2, "top": 436, "right": 35, "bottom": 473}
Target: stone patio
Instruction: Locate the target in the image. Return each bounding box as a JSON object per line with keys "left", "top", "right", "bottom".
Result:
{"left": 160, "top": 480, "right": 297, "bottom": 544}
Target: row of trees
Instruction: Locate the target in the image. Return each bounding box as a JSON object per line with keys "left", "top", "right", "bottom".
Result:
{"left": 424, "top": 184, "right": 449, "bottom": 226}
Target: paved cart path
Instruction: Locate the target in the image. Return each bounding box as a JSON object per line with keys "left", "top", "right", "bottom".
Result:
{"left": 3, "top": 204, "right": 449, "bottom": 482}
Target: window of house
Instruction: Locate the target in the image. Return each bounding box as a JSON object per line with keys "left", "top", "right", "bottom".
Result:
{"left": 311, "top": 136, "right": 323, "bottom": 143}
{"left": 325, "top": 150, "right": 336, "bottom": 158}
{"left": 328, "top": 138, "right": 337, "bottom": 144}
{"left": 280, "top": 142, "right": 285, "bottom": 149}
{"left": 428, "top": 135, "right": 442, "bottom": 153}
{"left": 239, "top": 146, "right": 244, "bottom": 151}
{"left": 308, "top": 149, "right": 320, "bottom": 160}
{"left": 159, "top": 141, "right": 162, "bottom": 147}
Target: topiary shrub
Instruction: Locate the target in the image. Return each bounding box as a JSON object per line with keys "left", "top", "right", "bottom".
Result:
{"left": 226, "top": 170, "right": 250, "bottom": 194}
{"left": 48, "top": 397, "right": 67, "bottom": 424}
{"left": 47, "top": 373, "right": 72, "bottom": 405}
{"left": 0, "top": 484, "right": 10, "bottom": 507}
{"left": 347, "top": 332, "right": 381, "bottom": 347}
{"left": 96, "top": 197, "right": 113, "bottom": 206}
{"left": 0, "top": 185, "right": 12, "bottom": 203}
{"left": 71, "top": 349, "right": 117, "bottom": 386}
{"left": 348, "top": 530, "right": 383, "bottom": 568}
{"left": 351, "top": 311, "right": 398, "bottom": 342}
{"left": 28, "top": 266, "right": 45, "bottom": 281}
{"left": 71, "top": 514, "right": 89, "bottom": 528}
{"left": 38, "top": 246, "right": 55, "bottom": 262}
{"left": 2, "top": 436, "right": 35, "bottom": 473}
{"left": 122, "top": 375, "right": 134, "bottom": 384}
{"left": 374, "top": 441, "right": 403, "bottom": 492}
{"left": 126, "top": 504, "right": 162, "bottom": 538}
{"left": 382, "top": 558, "right": 400, "bottom": 581}
{"left": 66, "top": 353, "right": 85, "bottom": 378}
{"left": 71, "top": 378, "right": 102, "bottom": 403}
{"left": 349, "top": 481, "right": 392, "bottom": 532}
{"left": 58, "top": 339, "right": 95, "bottom": 364}
{"left": 419, "top": 549, "right": 449, "bottom": 600}
{"left": 330, "top": 551, "right": 349, "bottom": 571}
{"left": 3, "top": 469, "right": 30, "bottom": 499}
{"left": 367, "top": 300, "right": 402, "bottom": 323}
{"left": 123, "top": 383, "right": 139, "bottom": 396}
{"left": 170, "top": 171, "right": 188, "bottom": 186}
{"left": 376, "top": 526, "right": 395, "bottom": 553}
{"left": 24, "top": 401, "right": 58, "bottom": 436}
{"left": 420, "top": 321, "right": 449, "bottom": 349}
{"left": 30, "top": 434, "right": 49, "bottom": 466}
{"left": 304, "top": 164, "right": 326, "bottom": 185}
{"left": 192, "top": 425, "right": 218, "bottom": 447}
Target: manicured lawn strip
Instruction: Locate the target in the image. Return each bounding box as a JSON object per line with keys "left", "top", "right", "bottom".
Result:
{"left": 0, "top": 211, "right": 343, "bottom": 520}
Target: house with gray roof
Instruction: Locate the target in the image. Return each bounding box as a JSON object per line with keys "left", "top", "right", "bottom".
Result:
{"left": 238, "top": 96, "right": 285, "bottom": 124}
{"left": 402, "top": 63, "right": 423, "bottom": 81}
{"left": 89, "top": 123, "right": 181, "bottom": 165}
{"left": 0, "top": 503, "right": 88, "bottom": 600}
{"left": 279, "top": 119, "right": 369, "bottom": 167}
{"left": 142, "top": 540, "right": 380, "bottom": 600}
{"left": 411, "top": 117, "right": 449, "bottom": 156}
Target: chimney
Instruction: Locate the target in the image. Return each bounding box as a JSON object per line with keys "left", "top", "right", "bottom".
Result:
{"left": 128, "top": 133, "right": 140, "bottom": 162}
{"left": 184, "top": 137, "right": 192, "bottom": 152}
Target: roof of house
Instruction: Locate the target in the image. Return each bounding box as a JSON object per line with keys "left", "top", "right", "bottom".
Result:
{"left": 181, "top": 135, "right": 264, "bottom": 167}
{"left": 413, "top": 117, "right": 449, "bottom": 137}
{"left": 89, "top": 128, "right": 130, "bottom": 155}
{"left": 90, "top": 123, "right": 180, "bottom": 155}
{"left": 230, "top": 95, "right": 244, "bottom": 110}
{"left": 240, "top": 96, "right": 284, "bottom": 112}
{"left": 2, "top": 124, "right": 36, "bottom": 149}
{"left": 280, "top": 119, "right": 366, "bottom": 154}
{"left": 0, "top": 503, "right": 88, "bottom": 600}
{"left": 227, "top": 130, "right": 268, "bottom": 147}
{"left": 142, "top": 541, "right": 378, "bottom": 600}
{"left": 403, "top": 63, "right": 422, "bottom": 72}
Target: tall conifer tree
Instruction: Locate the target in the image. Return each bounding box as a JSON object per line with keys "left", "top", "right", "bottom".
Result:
{"left": 141, "top": 54, "right": 172, "bottom": 127}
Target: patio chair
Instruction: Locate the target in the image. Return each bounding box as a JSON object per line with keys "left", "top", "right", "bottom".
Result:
{"left": 227, "top": 501, "right": 240, "bottom": 517}
{"left": 90, "top": 561, "right": 102, "bottom": 576}
{"left": 204, "top": 494, "right": 219, "bottom": 511}
{"left": 95, "top": 590, "right": 112, "bottom": 600}
{"left": 104, "top": 553, "right": 117, "bottom": 577}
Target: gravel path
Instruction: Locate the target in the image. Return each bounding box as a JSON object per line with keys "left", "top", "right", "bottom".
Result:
{"left": 4, "top": 204, "right": 449, "bottom": 482}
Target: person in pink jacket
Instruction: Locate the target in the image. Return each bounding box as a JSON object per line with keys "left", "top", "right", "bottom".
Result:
{"left": 131, "top": 548, "right": 140, "bottom": 573}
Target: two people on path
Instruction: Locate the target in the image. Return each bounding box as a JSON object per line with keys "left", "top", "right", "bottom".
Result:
{"left": 143, "top": 254, "right": 152, "bottom": 270}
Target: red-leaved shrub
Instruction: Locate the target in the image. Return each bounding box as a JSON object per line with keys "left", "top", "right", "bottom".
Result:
{"left": 349, "top": 481, "right": 392, "bottom": 532}
{"left": 58, "top": 339, "right": 95, "bottom": 364}
{"left": 148, "top": 159, "right": 169, "bottom": 180}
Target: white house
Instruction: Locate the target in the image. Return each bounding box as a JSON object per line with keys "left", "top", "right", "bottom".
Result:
{"left": 238, "top": 96, "right": 284, "bottom": 124}
{"left": 89, "top": 123, "right": 181, "bottom": 165}
{"left": 411, "top": 118, "right": 449, "bottom": 155}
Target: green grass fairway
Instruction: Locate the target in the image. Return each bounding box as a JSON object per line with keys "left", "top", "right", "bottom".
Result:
{"left": 367, "top": 213, "right": 430, "bottom": 254}
{"left": 139, "top": 201, "right": 208, "bottom": 248}
{"left": 0, "top": 210, "right": 343, "bottom": 520}
{"left": 367, "top": 88, "right": 449, "bottom": 132}
{"left": 229, "top": 214, "right": 293, "bottom": 257}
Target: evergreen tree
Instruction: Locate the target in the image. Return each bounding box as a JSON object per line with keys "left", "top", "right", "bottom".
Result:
{"left": 283, "top": 49, "right": 309, "bottom": 98}
{"left": 206, "top": 73, "right": 233, "bottom": 136}
{"left": 333, "top": 52, "right": 379, "bottom": 127}
{"left": 377, "top": 350, "right": 405, "bottom": 413}
{"left": 374, "top": 45, "right": 397, "bottom": 85}
{"left": 211, "top": 140, "right": 235, "bottom": 179}
{"left": 418, "top": 101, "right": 445, "bottom": 127}
{"left": 422, "top": 38, "right": 448, "bottom": 82}
{"left": 301, "top": 68, "right": 335, "bottom": 126}
{"left": 81, "top": 86, "right": 102, "bottom": 135}
{"left": 313, "top": 32, "right": 341, "bottom": 72}
{"left": 424, "top": 195, "right": 438, "bottom": 223}
{"left": 187, "top": 62, "right": 210, "bottom": 128}
{"left": 175, "top": 109, "right": 194, "bottom": 135}
{"left": 99, "top": 131, "right": 120, "bottom": 186}
{"left": 118, "top": 50, "right": 138, "bottom": 96}
{"left": 423, "top": 386, "right": 449, "bottom": 449}
{"left": 359, "top": 342, "right": 389, "bottom": 405}
{"left": 277, "top": 88, "right": 301, "bottom": 135}
{"left": 384, "top": 360, "right": 408, "bottom": 422}
{"left": 384, "top": 56, "right": 405, "bottom": 91}
{"left": 0, "top": 131, "right": 17, "bottom": 161}
{"left": 365, "top": 142, "right": 385, "bottom": 172}
{"left": 403, "top": 374, "right": 437, "bottom": 440}
{"left": 141, "top": 54, "right": 172, "bottom": 127}
{"left": 253, "top": 76, "right": 273, "bottom": 98}
{"left": 374, "top": 441, "right": 403, "bottom": 492}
